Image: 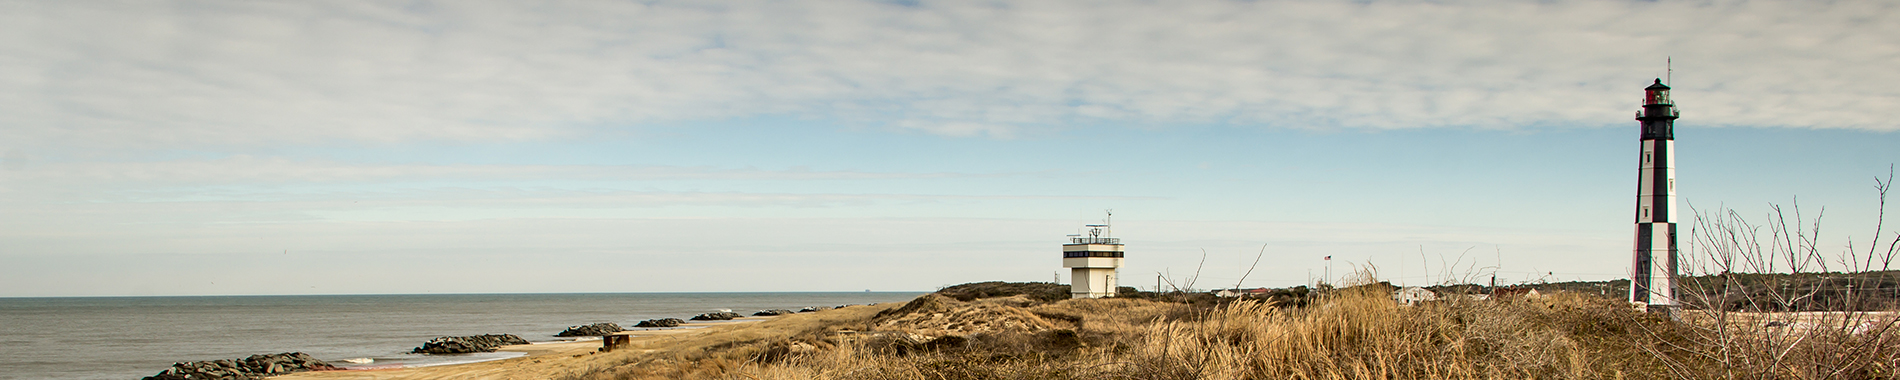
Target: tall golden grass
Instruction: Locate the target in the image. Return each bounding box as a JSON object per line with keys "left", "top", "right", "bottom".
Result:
{"left": 560, "top": 285, "right": 1894, "bottom": 380}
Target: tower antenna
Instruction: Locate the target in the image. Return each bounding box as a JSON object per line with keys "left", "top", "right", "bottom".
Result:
{"left": 1666, "top": 57, "right": 1672, "bottom": 86}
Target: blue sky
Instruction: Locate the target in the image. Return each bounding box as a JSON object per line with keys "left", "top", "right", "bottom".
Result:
{"left": 2, "top": 0, "right": 1897, "bottom": 296}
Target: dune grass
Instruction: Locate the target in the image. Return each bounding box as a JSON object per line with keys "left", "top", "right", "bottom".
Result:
{"left": 548, "top": 281, "right": 1900, "bottom": 380}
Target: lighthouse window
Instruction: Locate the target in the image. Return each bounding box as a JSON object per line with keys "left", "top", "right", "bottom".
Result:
{"left": 1645, "top": 152, "right": 1652, "bottom": 163}
{"left": 1647, "top": 90, "right": 1670, "bottom": 104}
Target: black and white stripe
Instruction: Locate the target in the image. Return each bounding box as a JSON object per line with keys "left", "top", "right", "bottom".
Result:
{"left": 1630, "top": 80, "right": 1680, "bottom": 310}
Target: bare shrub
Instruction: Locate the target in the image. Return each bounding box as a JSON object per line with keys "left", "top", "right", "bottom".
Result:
{"left": 1659, "top": 168, "right": 1900, "bottom": 379}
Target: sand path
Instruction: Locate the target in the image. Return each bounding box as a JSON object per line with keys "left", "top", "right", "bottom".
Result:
{"left": 275, "top": 319, "right": 772, "bottom": 380}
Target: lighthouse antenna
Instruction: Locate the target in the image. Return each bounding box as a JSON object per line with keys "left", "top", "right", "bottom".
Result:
{"left": 1666, "top": 57, "right": 1672, "bottom": 86}
{"left": 1105, "top": 209, "right": 1112, "bottom": 238}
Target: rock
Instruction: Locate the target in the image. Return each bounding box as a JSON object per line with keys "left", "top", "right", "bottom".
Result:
{"left": 752, "top": 309, "right": 795, "bottom": 316}
{"left": 797, "top": 306, "right": 832, "bottom": 313}
{"left": 143, "top": 352, "right": 336, "bottom": 380}
{"left": 634, "top": 318, "right": 685, "bottom": 328}
{"left": 690, "top": 311, "right": 743, "bottom": 321}
{"left": 556, "top": 322, "right": 624, "bottom": 337}
{"left": 411, "top": 334, "right": 531, "bottom": 354}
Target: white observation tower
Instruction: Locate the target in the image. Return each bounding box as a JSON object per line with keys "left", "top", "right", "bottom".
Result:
{"left": 1630, "top": 78, "right": 1680, "bottom": 314}
{"left": 1063, "top": 213, "right": 1124, "bottom": 299}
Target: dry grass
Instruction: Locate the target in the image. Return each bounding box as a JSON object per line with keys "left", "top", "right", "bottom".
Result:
{"left": 1109, "top": 287, "right": 1683, "bottom": 380}
{"left": 548, "top": 282, "right": 1900, "bottom": 380}
{"left": 1665, "top": 308, "right": 1900, "bottom": 379}
{"left": 559, "top": 287, "right": 1800, "bottom": 380}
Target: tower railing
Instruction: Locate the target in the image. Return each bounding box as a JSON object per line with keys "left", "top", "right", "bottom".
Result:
{"left": 1069, "top": 237, "right": 1121, "bottom": 244}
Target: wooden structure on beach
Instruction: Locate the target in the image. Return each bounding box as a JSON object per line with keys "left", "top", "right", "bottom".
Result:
{"left": 599, "top": 334, "right": 632, "bottom": 352}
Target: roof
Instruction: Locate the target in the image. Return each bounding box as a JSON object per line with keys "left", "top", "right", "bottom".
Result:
{"left": 1646, "top": 78, "right": 1670, "bottom": 90}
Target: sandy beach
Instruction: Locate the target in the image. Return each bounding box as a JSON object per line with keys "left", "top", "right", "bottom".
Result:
{"left": 272, "top": 315, "right": 833, "bottom": 380}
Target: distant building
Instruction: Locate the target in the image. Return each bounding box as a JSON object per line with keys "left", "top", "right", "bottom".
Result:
{"left": 1213, "top": 288, "right": 1272, "bottom": 298}
{"left": 1063, "top": 215, "right": 1123, "bottom": 299}
{"left": 1492, "top": 287, "right": 1542, "bottom": 299}
{"left": 1393, "top": 287, "right": 1438, "bottom": 306}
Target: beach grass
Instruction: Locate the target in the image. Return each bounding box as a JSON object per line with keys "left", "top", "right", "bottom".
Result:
{"left": 544, "top": 283, "right": 1898, "bottom": 380}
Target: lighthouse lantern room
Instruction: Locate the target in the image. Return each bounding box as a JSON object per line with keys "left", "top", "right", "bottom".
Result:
{"left": 1063, "top": 213, "right": 1124, "bottom": 299}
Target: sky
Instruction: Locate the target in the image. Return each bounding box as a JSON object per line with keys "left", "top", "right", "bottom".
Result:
{"left": 2, "top": 0, "right": 1897, "bottom": 297}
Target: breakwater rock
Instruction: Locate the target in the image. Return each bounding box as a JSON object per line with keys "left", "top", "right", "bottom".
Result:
{"left": 752, "top": 309, "right": 795, "bottom": 316}
{"left": 142, "top": 352, "right": 335, "bottom": 380}
{"left": 556, "top": 322, "right": 624, "bottom": 337}
{"left": 635, "top": 318, "right": 684, "bottom": 328}
{"left": 690, "top": 311, "right": 743, "bottom": 321}
{"left": 411, "top": 334, "right": 530, "bottom": 354}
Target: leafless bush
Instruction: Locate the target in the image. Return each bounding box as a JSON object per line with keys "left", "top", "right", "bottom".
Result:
{"left": 1659, "top": 167, "right": 1900, "bottom": 379}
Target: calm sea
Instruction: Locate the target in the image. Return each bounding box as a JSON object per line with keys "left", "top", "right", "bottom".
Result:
{"left": 0, "top": 292, "right": 925, "bottom": 380}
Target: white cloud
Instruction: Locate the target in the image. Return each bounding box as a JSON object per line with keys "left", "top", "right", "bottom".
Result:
{"left": 1, "top": 0, "right": 1894, "bottom": 149}
{"left": 0, "top": 155, "right": 983, "bottom": 185}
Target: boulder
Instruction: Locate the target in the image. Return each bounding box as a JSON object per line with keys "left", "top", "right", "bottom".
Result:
{"left": 634, "top": 318, "right": 685, "bottom": 328}
{"left": 410, "top": 334, "right": 531, "bottom": 354}
{"left": 752, "top": 309, "right": 795, "bottom": 316}
{"left": 556, "top": 322, "right": 624, "bottom": 337}
{"left": 797, "top": 306, "right": 832, "bottom": 313}
{"left": 143, "top": 352, "right": 336, "bottom": 380}
{"left": 689, "top": 311, "right": 743, "bottom": 321}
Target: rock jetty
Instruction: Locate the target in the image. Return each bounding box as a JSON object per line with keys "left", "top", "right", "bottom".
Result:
{"left": 556, "top": 322, "right": 624, "bottom": 337}
{"left": 142, "top": 352, "right": 335, "bottom": 380}
{"left": 411, "top": 334, "right": 530, "bottom": 354}
{"left": 752, "top": 309, "right": 795, "bottom": 316}
{"left": 690, "top": 311, "right": 742, "bottom": 321}
{"left": 634, "top": 318, "right": 684, "bottom": 328}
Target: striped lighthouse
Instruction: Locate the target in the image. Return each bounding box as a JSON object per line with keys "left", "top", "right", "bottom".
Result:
{"left": 1630, "top": 79, "right": 1680, "bottom": 314}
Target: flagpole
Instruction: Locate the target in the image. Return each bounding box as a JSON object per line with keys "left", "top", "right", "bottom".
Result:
{"left": 1323, "top": 256, "right": 1332, "bottom": 287}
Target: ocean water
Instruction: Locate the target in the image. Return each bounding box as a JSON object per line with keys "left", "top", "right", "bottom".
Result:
{"left": 0, "top": 292, "right": 924, "bottom": 380}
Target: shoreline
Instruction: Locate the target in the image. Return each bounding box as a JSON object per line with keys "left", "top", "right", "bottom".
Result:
{"left": 8, "top": 292, "right": 923, "bottom": 380}
{"left": 277, "top": 316, "right": 781, "bottom": 379}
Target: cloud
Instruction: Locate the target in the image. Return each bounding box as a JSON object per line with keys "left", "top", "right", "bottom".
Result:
{"left": 2, "top": 0, "right": 1895, "bottom": 149}
{"left": 0, "top": 155, "right": 1152, "bottom": 226}
{"left": 0, "top": 155, "right": 987, "bottom": 185}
